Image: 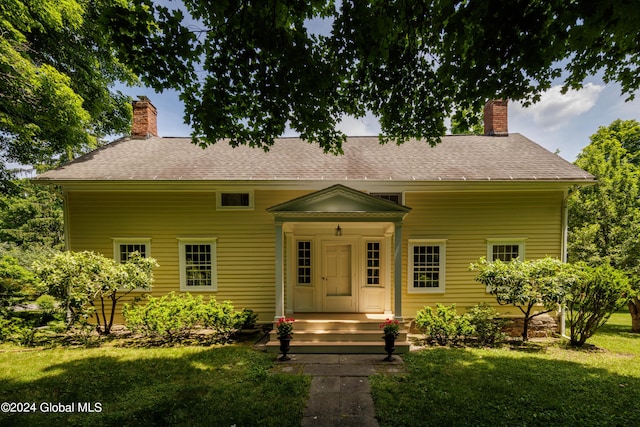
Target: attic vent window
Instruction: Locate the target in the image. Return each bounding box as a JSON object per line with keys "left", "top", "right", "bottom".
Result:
{"left": 370, "top": 192, "right": 403, "bottom": 204}
{"left": 217, "top": 191, "right": 254, "bottom": 210}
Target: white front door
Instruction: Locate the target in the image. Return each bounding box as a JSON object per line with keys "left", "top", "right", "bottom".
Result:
{"left": 322, "top": 241, "right": 356, "bottom": 312}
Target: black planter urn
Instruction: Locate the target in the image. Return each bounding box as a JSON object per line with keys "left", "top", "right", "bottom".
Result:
{"left": 383, "top": 335, "right": 396, "bottom": 361}
{"left": 278, "top": 336, "right": 292, "bottom": 361}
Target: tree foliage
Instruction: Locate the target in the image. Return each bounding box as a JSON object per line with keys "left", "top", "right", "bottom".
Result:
{"left": 0, "top": 0, "right": 140, "bottom": 174}
{"left": 0, "top": 179, "right": 63, "bottom": 251}
{"left": 108, "top": 0, "right": 640, "bottom": 153}
{"left": 450, "top": 108, "right": 484, "bottom": 135}
{"left": 568, "top": 119, "right": 640, "bottom": 332}
{"left": 470, "top": 257, "right": 568, "bottom": 341}
{"left": 33, "top": 251, "right": 157, "bottom": 334}
{"left": 0, "top": 255, "right": 37, "bottom": 313}
{"left": 3, "top": 1, "right": 640, "bottom": 160}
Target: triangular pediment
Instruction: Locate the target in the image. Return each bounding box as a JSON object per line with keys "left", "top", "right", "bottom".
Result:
{"left": 267, "top": 184, "right": 411, "bottom": 220}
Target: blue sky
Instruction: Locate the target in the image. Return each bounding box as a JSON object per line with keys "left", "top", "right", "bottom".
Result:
{"left": 127, "top": 80, "right": 640, "bottom": 163}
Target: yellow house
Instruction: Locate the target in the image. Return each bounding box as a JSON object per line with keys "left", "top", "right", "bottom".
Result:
{"left": 34, "top": 99, "right": 594, "bottom": 349}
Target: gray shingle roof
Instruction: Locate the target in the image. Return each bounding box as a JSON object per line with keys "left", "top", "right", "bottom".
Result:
{"left": 35, "top": 134, "right": 594, "bottom": 183}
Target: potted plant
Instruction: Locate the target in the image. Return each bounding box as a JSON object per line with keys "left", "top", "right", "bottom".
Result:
{"left": 275, "top": 317, "right": 295, "bottom": 361}
{"left": 380, "top": 319, "right": 400, "bottom": 361}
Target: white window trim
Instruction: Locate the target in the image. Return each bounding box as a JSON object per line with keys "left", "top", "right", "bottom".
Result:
{"left": 178, "top": 237, "right": 218, "bottom": 292}
{"left": 216, "top": 190, "right": 254, "bottom": 211}
{"left": 408, "top": 239, "right": 446, "bottom": 294}
{"left": 486, "top": 238, "right": 527, "bottom": 262}
{"left": 112, "top": 237, "right": 152, "bottom": 263}
{"left": 112, "top": 237, "right": 152, "bottom": 291}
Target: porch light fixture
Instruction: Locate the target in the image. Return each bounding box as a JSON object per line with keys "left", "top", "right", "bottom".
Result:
{"left": 335, "top": 225, "right": 342, "bottom": 236}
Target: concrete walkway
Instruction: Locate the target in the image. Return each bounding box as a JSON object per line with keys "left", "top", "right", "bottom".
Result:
{"left": 271, "top": 354, "right": 406, "bottom": 426}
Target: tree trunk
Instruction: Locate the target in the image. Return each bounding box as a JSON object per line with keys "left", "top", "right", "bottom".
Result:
{"left": 521, "top": 317, "right": 530, "bottom": 341}
{"left": 629, "top": 297, "right": 640, "bottom": 333}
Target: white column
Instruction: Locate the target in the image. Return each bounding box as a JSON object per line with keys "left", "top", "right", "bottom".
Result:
{"left": 394, "top": 222, "right": 403, "bottom": 320}
{"left": 274, "top": 223, "right": 284, "bottom": 320}
{"left": 384, "top": 231, "right": 393, "bottom": 315}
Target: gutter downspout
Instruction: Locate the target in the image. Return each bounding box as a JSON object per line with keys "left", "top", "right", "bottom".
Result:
{"left": 62, "top": 188, "right": 70, "bottom": 251}
{"left": 560, "top": 189, "right": 570, "bottom": 337}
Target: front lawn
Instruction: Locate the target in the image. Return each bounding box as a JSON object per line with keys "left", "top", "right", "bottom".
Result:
{"left": 371, "top": 312, "right": 640, "bottom": 426}
{"left": 0, "top": 344, "right": 309, "bottom": 426}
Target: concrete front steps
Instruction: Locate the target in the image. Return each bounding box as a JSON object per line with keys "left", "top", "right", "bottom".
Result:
{"left": 265, "top": 314, "right": 410, "bottom": 355}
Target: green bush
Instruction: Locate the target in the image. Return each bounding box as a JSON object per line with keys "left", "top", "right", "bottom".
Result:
{"left": 123, "top": 292, "right": 243, "bottom": 343}
{"left": 35, "top": 294, "right": 59, "bottom": 324}
{"left": 0, "top": 316, "right": 34, "bottom": 345}
{"left": 200, "top": 299, "right": 244, "bottom": 342}
{"left": 565, "top": 263, "right": 632, "bottom": 347}
{"left": 123, "top": 292, "right": 202, "bottom": 340}
{"left": 415, "top": 304, "right": 473, "bottom": 346}
{"left": 238, "top": 308, "right": 258, "bottom": 329}
{"left": 466, "top": 302, "right": 506, "bottom": 346}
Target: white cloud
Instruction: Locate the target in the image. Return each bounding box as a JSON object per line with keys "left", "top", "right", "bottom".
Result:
{"left": 336, "top": 112, "right": 381, "bottom": 135}
{"left": 512, "top": 83, "right": 604, "bottom": 131}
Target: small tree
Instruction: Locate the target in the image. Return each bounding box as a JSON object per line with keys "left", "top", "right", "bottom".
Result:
{"left": 34, "top": 251, "right": 157, "bottom": 334}
{"left": 95, "top": 252, "right": 157, "bottom": 335}
{"left": 470, "top": 257, "right": 568, "bottom": 341}
{"left": 565, "top": 263, "right": 631, "bottom": 347}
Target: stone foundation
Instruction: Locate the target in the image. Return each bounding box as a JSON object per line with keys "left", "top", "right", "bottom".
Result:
{"left": 407, "top": 314, "right": 561, "bottom": 338}
{"left": 501, "top": 314, "right": 560, "bottom": 338}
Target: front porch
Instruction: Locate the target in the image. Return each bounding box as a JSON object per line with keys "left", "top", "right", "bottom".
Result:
{"left": 267, "top": 184, "right": 412, "bottom": 322}
{"left": 265, "top": 313, "right": 410, "bottom": 354}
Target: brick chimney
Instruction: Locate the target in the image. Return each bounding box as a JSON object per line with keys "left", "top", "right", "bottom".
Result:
{"left": 483, "top": 99, "right": 508, "bottom": 136}
{"left": 131, "top": 96, "right": 158, "bottom": 138}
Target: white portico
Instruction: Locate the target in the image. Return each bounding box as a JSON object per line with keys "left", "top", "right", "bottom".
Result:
{"left": 267, "top": 184, "right": 411, "bottom": 320}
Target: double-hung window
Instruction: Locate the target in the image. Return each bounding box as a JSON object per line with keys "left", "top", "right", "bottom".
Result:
{"left": 408, "top": 240, "right": 446, "bottom": 293}
{"left": 179, "top": 238, "right": 217, "bottom": 291}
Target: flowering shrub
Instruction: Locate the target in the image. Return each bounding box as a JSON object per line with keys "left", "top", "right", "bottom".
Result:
{"left": 123, "top": 292, "right": 244, "bottom": 343}
{"left": 380, "top": 319, "right": 400, "bottom": 338}
{"left": 415, "top": 304, "right": 473, "bottom": 346}
{"left": 275, "top": 317, "right": 295, "bottom": 338}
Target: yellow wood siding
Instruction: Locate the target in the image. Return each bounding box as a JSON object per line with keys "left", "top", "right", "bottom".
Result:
{"left": 66, "top": 190, "right": 304, "bottom": 321}
{"left": 65, "top": 187, "right": 564, "bottom": 321}
{"left": 402, "top": 190, "right": 564, "bottom": 317}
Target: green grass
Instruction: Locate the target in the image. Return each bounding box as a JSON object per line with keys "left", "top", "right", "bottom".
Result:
{"left": 0, "top": 343, "right": 309, "bottom": 426}
{"left": 585, "top": 311, "right": 639, "bottom": 355}
{"left": 371, "top": 312, "right": 640, "bottom": 427}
